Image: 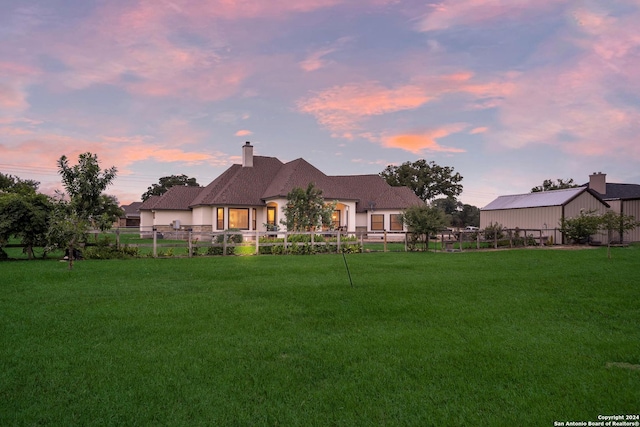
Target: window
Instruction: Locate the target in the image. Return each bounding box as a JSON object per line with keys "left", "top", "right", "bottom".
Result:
{"left": 390, "top": 214, "right": 403, "bottom": 231}
{"left": 371, "top": 214, "right": 384, "bottom": 231}
{"left": 332, "top": 210, "right": 341, "bottom": 229}
{"left": 216, "top": 208, "right": 224, "bottom": 230}
{"left": 267, "top": 206, "right": 277, "bottom": 228}
{"left": 229, "top": 208, "right": 249, "bottom": 230}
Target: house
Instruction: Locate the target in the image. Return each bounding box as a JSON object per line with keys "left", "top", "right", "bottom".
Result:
{"left": 116, "top": 202, "right": 142, "bottom": 227}
{"left": 585, "top": 172, "right": 640, "bottom": 242}
{"left": 139, "top": 142, "right": 423, "bottom": 237}
{"left": 480, "top": 172, "right": 640, "bottom": 244}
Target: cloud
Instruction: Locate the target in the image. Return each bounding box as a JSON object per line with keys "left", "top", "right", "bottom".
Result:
{"left": 299, "top": 36, "right": 353, "bottom": 72}
{"left": 415, "top": 0, "right": 568, "bottom": 32}
{"left": 298, "top": 81, "right": 432, "bottom": 132}
{"left": 381, "top": 124, "right": 468, "bottom": 154}
{"left": 488, "top": 6, "right": 640, "bottom": 161}
{"left": 297, "top": 72, "right": 513, "bottom": 144}
{"left": 299, "top": 47, "right": 338, "bottom": 72}
{"left": 235, "top": 129, "right": 253, "bottom": 136}
{"left": 470, "top": 127, "right": 488, "bottom": 134}
{"left": 0, "top": 62, "right": 40, "bottom": 114}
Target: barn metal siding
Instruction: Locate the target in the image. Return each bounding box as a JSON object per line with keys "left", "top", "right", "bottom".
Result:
{"left": 563, "top": 191, "right": 609, "bottom": 218}
{"left": 563, "top": 191, "right": 609, "bottom": 243}
{"left": 480, "top": 206, "right": 562, "bottom": 231}
{"left": 622, "top": 199, "right": 640, "bottom": 242}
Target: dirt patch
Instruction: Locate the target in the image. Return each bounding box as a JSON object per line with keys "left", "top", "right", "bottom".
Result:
{"left": 606, "top": 362, "right": 640, "bottom": 371}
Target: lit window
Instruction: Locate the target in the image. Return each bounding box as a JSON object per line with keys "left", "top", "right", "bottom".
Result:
{"left": 252, "top": 208, "right": 257, "bottom": 230}
{"left": 332, "top": 210, "right": 341, "bottom": 229}
{"left": 229, "top": 208, "right": 249, "bottom": 230}
{"left": 216, "top": 208, "right": 224, "bottom": 230}
{"left": 267, "top": 206, "right": 276, "bottom": 227}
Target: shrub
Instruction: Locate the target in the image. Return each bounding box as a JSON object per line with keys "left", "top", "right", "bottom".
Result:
{"left": 214, "top": 229, "right": 243, "bottom": 244}
{"left": 483, "top": 222, "right": 505, "bottom": 241}
{"left": 206, "top": 245, "right": 235, "bottom": 256}
{"left": 559, "top": 210, "right": 600, "bottom": 244}
{"left": 83, "top": 236, "right": 139, "bottom": 259}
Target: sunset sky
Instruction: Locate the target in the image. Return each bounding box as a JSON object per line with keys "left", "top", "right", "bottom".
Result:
{"left": 2, "top": 0, "right": 639, "bottom": 207}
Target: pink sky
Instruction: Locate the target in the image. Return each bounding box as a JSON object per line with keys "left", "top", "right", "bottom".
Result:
{"left": 2, "top": 0, "right": 640, "bottom": 206}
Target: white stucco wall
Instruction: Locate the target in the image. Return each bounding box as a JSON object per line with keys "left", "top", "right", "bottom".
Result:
{"left": 153, "top": 210, "right": 193, "bottom": 228}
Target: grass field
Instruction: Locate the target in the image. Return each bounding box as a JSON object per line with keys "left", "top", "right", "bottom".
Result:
{"left": 1, "top": 247, "right": 639, "bottom": 425}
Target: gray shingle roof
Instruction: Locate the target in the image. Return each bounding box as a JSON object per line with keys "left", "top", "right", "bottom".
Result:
{"left": 139, "top": 195, "right": 162, "bottom": 210}
{"left": 481, "top": 187, "right": 603, "bottom": 210}
{"left": 191, "top": 156, "right": 284, "bottom": 206}
{"left": 143, "top": 186, "right": 203, "bottom": 210}
{"left": 142, "top": 154, "right": 423, "bottom": 212}
{"left": 262, "top": 158, "right": 336, "bottom": 199}
{"left": 120, "top": 202, "right": 142, "bottom": 218}
{"left": 591, "top": 183, "right": 640, "bottom": 200}
{"left": 332, "top": 175, "right": 423, "bottom": 212}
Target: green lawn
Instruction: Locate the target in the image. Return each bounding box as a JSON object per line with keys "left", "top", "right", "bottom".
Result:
{"left": 1, "top": 247, "right": 639, "bottom": 425}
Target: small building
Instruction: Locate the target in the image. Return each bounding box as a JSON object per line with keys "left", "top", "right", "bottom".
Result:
{"left": 116, "top": 202, "right": 142, "bottom": 227}
{"left": 139, "top": 142, "right": 423, "bottom": 237}
{"left": 480, "top": 187, "right": 609, "bottom": 244}
{"left": 585, "top": 173, "right": 640, "bottom": 243}
{"left": 480, "top": 172, "right": 640, "bottom": 244}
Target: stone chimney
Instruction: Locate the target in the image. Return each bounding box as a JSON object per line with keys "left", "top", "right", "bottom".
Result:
{"left": 589, "top": 172, "right": 606, "bottom": 195}
{"left": 242, "top": 141, "right": 253, "bottom": 167}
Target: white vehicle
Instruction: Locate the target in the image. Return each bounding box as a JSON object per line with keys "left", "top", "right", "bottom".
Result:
{"left": 464, "top": 226, "right": 479, "bottom": 231}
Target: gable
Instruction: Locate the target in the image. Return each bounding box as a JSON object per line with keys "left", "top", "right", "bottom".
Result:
{"left": 262, "top": 158, "right": 335, "bottom": 199}
{"left": 191, "top": 156, "right": 284, "bottom": 206}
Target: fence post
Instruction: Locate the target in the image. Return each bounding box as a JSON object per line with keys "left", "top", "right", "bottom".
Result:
{"left": 116, "top": 228, "right": 120, "bottom": 249}
{"left": 384, "top": 230, "right": 387, "bottom": 252}
{"left": 337, "top": 229, "right": 341, "bottom": 253}
{"left": 223, "top": 231, "right": 227, "bottom": 256}
{"left": 284, "top": 231, "right": 288, "bottom": 254}
{"left": 494, "top": 230, "right": 498, "bottom": 249}
{"left": 153, "top": 227, "right": 157, "bottom": 258}
{"left": 256, "top": 229, "right": 259, "bottom": 255}
{"left": 188, "top": 230, "right": 193, "bottom": 257}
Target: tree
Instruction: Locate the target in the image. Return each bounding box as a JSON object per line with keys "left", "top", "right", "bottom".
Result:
{"left": 400, "top": 205, "right": 447, "bottom": 251}
{"left": 280, "top": 183, "right": 336, "bottom": 232}
{"left": 456, "top": 204, "right": 480, "bottom": 228}
{"left": 46, "top": 202, "right": 90, "bottom": 270}
{"left": 142, "top": 174, "right": 199, "bottom": 201}
{"left": 0, "top": 172, "right": 40, "bottom": 195}
{"left": 55, "top": 153, "right": 118, "bottom": 267}
{"left": 559, "top": 210, "right": 601, "bottom": 244}
{"left": 432, "top": 196, "right": 462, "bottom": 215}
{"left": 380, "top": 160, "right": 463, "bottom": 203}
{"left": 57, "top": 152, "right": 118, "bottom": 222}
{"left": 432, "top": 197, "right": 479, "bottom": 228}
{"left": 0, "top": 181, "right": 52, "bottom": 259}
{"left": 598, "top": 211, "right": 639, "bottom": 259}
{"left": 531, "top": 178, "right": 579, "bottom": 193}
{"left": 94, "top": 194, "right": 124, "bottom": 232}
